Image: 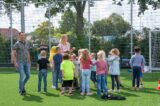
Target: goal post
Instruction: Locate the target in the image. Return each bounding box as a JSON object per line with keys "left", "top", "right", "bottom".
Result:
{"left": 149, "top": 30, "right": 160, "bottom": 72}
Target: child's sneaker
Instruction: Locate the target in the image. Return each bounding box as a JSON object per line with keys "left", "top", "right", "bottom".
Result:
{"left": 80, "top": 92, "right": 85, "bottom": 96}
{"left": 52, "top": 85, "right": 56, "bottom": 89}
{"left": 108, "top": 89, "right": 115, "bottom": 93}
{"left": 86, "top": 92, "right": 93, "bottom": 96}
{"left": 140, "top": 84, "right": 144, "bottom": 88}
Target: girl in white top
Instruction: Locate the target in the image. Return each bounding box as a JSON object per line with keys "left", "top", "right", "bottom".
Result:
{"left": 58, "top": 34, "right": 75, "bottom": 53}
{"left": 107, "top": 48, "right": 120, "bottom": 92}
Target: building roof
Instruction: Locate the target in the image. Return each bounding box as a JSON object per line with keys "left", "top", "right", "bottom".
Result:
{"left": 0, "top": 28, "right": 19, "bottom": 39}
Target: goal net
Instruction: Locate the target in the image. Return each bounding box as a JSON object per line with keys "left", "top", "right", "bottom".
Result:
{"left": 149, "top": 30, "right": 160, "bottom": 72}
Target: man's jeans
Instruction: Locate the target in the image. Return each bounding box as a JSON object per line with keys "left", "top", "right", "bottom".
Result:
{"left": 18, "top": 63, "right": 30, "bottom": 93}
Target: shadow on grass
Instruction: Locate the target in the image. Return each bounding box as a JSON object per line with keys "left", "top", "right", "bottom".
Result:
{"left": 41, "top": 92, "right": 59, "bottom": 97}
{"left": 120, "top": 70, "right": 160, "bottom": 82}
{"left": 67, "top": 91, "right": 86, "bottom": 100}
{"left": 122, "top": 85, "right": 160, "bottom": 95}
{"left": 22, "top": 93, "right": 43, "bottom": 102}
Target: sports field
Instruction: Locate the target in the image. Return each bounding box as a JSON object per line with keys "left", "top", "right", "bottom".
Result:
{"left": 0, "top": 67, "right": 159, "bottom": 106}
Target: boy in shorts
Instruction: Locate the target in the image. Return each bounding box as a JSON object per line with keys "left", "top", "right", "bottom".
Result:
{"left": 60, "top": 53, "right": 75, "bottom": 96}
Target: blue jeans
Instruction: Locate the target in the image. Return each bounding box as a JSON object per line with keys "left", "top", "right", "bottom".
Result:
{"left": 38, "top": 69, "right": 47, "bottom": 92}
{"left": 81, "top": 69, "right": 91, "bottom": 93}
{"left": 91, "top": 71, "right": 97, "bottom": 84}
{"left": 132, "top": 66, "right": 141, "bottom": 88}
{"left": 18, "top": 63, "right": 30, "bottom": 93}
{"left": 97, "top": 74, "right": 108, "bottom": 96}
{"left": 52, "top": 69, "right": 61, "bottom": 89}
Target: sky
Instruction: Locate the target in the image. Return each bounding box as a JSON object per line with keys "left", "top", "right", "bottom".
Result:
{"left": 0, "top": 0, "right": 160, "bottom": 33}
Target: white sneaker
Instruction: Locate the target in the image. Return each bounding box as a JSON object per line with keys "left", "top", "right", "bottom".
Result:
{"left": 140, "top": 84, "right": 144, "bottom": 88}
{"left": 108, "top": 89, "right": 115, "bottom": 93}
{"left": 52, "top": 85, "right": 56, "bottom": 89}
{"left": 86, "top": 92, "right": 93, "bottom": 96}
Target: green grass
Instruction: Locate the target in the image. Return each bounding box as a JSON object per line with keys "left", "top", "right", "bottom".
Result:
{"left": 0, "top": 67, "right": 160, "bottom": 106}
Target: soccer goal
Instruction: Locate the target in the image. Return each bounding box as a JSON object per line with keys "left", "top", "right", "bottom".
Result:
{"left": 149, "top": 30, "right": 160, "bottom": 72}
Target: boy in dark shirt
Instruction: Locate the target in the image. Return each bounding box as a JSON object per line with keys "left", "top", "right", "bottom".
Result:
{"left": 52, "top": 46, "right": 63, "bottom": 89}
{"left": 37, "top": 50, "right": 49, "bottom": 92}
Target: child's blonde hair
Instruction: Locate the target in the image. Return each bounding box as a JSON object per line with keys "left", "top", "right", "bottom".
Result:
{"left": 40, "top": 50, "right": 47, "bottom": 57}
{"left": 110, "top": 48, "right": 120, "bottom": 56}
{"left": 59, "top": 34, "right": 68, "bottom": 44}
{"left": 97, "top": 50, "right": 106, "bottom": 60}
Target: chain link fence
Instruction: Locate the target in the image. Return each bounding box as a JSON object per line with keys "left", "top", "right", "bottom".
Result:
{"left": 0, "top": 0, "right": 160, "bottom": 67}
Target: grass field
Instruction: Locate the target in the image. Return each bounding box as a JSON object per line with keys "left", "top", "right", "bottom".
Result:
{"left": 0, "top": 67, "right": 160, "bottom": 106}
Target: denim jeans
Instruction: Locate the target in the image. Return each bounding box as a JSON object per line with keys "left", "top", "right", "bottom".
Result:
{"left": 81, "top": 69, "right": 91, "bottom": 93}
{"left": 52, "top": 69, "right": 61, "bottom": 89}
{"left": 111, "top": 75, "right": 120, "bottom": 90}
{"left": 18, "top": 63, "right": 30, "bottom": 93}
{"left": 97, "top": 74, "right": 108, "bottom": 96}
{"left": 91, "top": 71, "right": 97, "bottom": 84}
{"left": 38, "top": 69, "right": 47, "bottom": 92}
{"left": 132, "top": 66, "right": 141, "bottom": 88}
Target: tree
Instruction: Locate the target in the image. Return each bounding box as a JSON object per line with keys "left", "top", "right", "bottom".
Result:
{"left": 114, "top": 0, "right": 160, "bottom": 15}
{"left": 3, "top": 0, "right": 86, "bottom": 36}
{"left": 31, "top": 21, "right": 54, "bottom": 41}
{"left": 59, "top": 9, "right": 76, "bottom": 34}
{"left": 92, "top": 13, "right": 130, "bottom": 37}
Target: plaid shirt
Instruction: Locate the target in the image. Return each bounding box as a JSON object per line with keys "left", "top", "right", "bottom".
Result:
{"left": 13, "top": 41, "right": 29, "bottom": 63}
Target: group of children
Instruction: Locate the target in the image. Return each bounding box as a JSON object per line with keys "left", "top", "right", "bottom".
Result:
{"left": 37, "top": 35, "right": 145, "bottom": 98}
{"left": 37, "top": 47, "right": 123, "bottom": 97}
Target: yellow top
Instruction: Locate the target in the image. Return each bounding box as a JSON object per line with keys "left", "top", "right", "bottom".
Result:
{"left": 48, "top": 46, "right": 56, "bottom": 62}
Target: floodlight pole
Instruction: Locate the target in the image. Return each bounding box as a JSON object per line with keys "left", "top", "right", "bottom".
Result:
{"left": 88, "top": 0, "right": 91, "bottom": 52}
{"left": 130, "top": 0, "right": 133, "bottom": 57}
{"left": 48, "top": 3, "right": 51, "bottom": 51}
{"left": 9, "top": 4, "right": 13, "bottom": 63}
{"left": 21, "top": 0, "right": 25, "bottom": 32}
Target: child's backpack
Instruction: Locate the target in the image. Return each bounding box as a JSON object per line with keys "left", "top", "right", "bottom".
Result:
{"left": 101, "top": 94, "right": 126, "bottom": 100}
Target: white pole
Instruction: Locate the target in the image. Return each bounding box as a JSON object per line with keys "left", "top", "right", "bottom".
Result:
{"left": 21, "top": 0, "right": 25, "bottom": 32}
{"left": 88, "top": 0, "right": 91, "bottom": 52}
{"left": 130, "top": 0, "right": 133, "bottom": 57}
{"left": 48, "top": 3, "right": 51, "bottom": 51}
{"left": 149, "top": 31, "right": 152, "bottom": 72}
{"left": 9, "top": 4, "right": 13, "bottom": 63}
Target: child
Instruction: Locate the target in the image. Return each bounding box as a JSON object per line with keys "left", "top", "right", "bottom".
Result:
{"left": 52, "top": 46, "right": 63, "bottom": 89}
{"left": 96, "top": 50, "right": 108, "bottom": 97}
{"left": 107, "top": 48, "right": 121, "bottom": 93}
{"left": 90, "top": 53, "right": 97, "bottom": 87}
{"left": 72, "top": 54, "right": 80, "bottom": 89}
{"left": 130, "top": 46, "right": 145, "bottom": 90}
{"left": 60, "top": 53, "right": 75, "bottom": 96}
{"left": 78, "top": 49, "right": 84, "bottom": 92}
{"left": 80, "top": 49, "right": 93, "bottom": 96}
{"left": 37, "top": 50, "right": 49, "bottom": 92}
{"left": 48, "top": 46, "right": 57, "bottom": 88}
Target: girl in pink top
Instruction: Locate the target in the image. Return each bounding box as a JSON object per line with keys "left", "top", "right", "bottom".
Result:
{"left": 96, "top": 50, "right": 108, "bottom": 97}
{"left": 80, "top": 49, "right": 93, "bottom": 96}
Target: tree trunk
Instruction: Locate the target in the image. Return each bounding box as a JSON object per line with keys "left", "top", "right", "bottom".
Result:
{"left": 73, "top": 1, "right": 86, "bottom": 47}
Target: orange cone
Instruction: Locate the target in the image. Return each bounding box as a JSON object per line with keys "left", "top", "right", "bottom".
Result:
{"left": 156, "top": 80, "right": 160, "bottom": 90}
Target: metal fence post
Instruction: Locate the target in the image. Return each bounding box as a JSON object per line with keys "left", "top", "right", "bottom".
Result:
{"left": 130, "top": 0, "right": 133, "bottom": 57}
{"left": 88, "top": 0, "right": 91, "bottom": 52}
{"left": 9, "top": 4, "right": 13, "bottom": 63}
{"left": 21, "top": 0, "right": 25, "bottom": 32}
{"left": 48, "top": 3, "right": 51, "bottom": 51}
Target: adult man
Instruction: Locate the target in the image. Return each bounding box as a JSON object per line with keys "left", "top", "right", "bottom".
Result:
{"left": 12, "top": 32, "right": 31, "bottom": 95}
